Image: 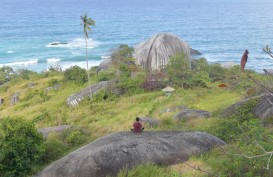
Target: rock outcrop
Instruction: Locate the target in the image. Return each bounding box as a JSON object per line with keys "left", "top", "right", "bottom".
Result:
{"left": 190, "top": 48, "right": 202, "bottom": 55}
{"left": 139, "top": 116, "right": 160, "bottom": 127}
{"left": 173, "top": 109, "right": 212, "bottom": 120}
{"left": 37, "top": 131, "right": 224, "bottom": 177}
{"left": 134, "top": 33, "right": 191, "bottom": 71}
{"left": 10, "top": 92, "right": 20, "bottom": 105}
{"left": 45, "top": 84, "right": 60, "bottom": 93}
{"left": 0, "top": 98, "right": 4, "bottom": 105}
{"left": 96, "top": 59, "right": 111, "bottom": 74}
{"left": 38, "top": 125, "right": 71, "bottom": 138}
{"left": 67, "top": 81, "right": 110, "bottom": 107}
{"left": 220, "top": 94, "right": 273, "bottom": 121}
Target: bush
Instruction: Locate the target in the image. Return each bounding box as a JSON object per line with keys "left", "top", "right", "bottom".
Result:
{"left": 64, "top": 66, "right": 88, "bottom": 84}
{"left": 0, "top": 66, "right": 14, "bottom": 84}
{"left": 208, "top": 64, "right": 225, "bottom": 82}
{"left": 47, "top": 78, "right": 59, "bottom": 87}
{"left": 42, "top": 139, "right": 68, "bottom": 163}
{"left": 0, "top": 117, "right": 44, "bottom": 177}
{"left": 58, "top": 126, "right": 89, "bottom": 147}
{"left": 117, "top": 163, "right": 180, "bottom": 177}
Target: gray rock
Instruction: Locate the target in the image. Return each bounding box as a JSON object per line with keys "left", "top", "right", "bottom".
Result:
{"left": 134, "top": 33, "right": 191, "bottom": 71}
{"left": 263, "top": 69, "right": 273, "bottom": 76}
{"left": 10, "top": 92, "right": 20, "bottom": 105}
{"left": 50, "top": 42, "right": 68, "bottom": 46}
{"left": 174, "top": 109, "right": 212, "bottom": 120}
{"left": 96, "top": 59, "right": 111, "bottom": 74}
{"left": 221, "top": 94, "right": 273, "bottom": 122}
{"left": 67, "top": 81, "right": 110, "bottom": 107}
{"left": 139, "top": 117, "right": 160, "bottom": 127}
{"left": 160, "top": 106, "right": 187, "bottom": 114}
{"left": 0, "top": 98, "right": 4, "bottom": 105}
{"left": 45, "top": 84, "right": 60, "bottom": 93}
{"left": 38, "top": 125, "right": 71, "bottom": 138}
{"left": 37, "top": 131, "right": 225, "bottom": 177}
{"left": 252, "top": 95, "right": 273, "bottom": 121}
{"left": 27, "top": 82, "right": 37, "bottom": 88}
{"left": 190, "top": 48, "right": 202, "bottom": 55}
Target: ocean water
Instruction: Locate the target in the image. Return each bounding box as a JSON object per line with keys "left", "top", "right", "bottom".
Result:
{"left": 1, "top": 0, "right": 273, "bottom": 72}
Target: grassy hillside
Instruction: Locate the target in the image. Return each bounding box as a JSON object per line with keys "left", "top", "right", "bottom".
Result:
{"left": 1, "top": 55, "right": 272, "bottom": 176}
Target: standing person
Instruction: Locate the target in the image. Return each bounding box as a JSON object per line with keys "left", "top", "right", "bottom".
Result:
{"left": 240, "top": 49, "right": 249, "bottom": 72}
{"left": 131, "top": 117, "right": 144, "bottom": 133}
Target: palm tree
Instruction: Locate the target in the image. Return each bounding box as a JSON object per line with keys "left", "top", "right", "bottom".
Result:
{"left": 81, "top": 13, "right": 95, "bottom": 82}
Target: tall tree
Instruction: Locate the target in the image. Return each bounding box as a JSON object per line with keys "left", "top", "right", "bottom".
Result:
{"left": 81, "top": 13, "right": 95, "bottom": 81}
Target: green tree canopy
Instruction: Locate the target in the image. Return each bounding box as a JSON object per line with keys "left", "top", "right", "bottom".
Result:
{"left": 0, "top": 117, "right": 44, "bottom": 177}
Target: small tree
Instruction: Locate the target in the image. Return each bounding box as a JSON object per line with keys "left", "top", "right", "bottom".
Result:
{"left": 64, "top": 65, "right": 88, "bottom": 84}
{"left": 0, "top": 117, "right": 44, "bottom": 177}
{"left": 166, "top": 52, "right": 191, "bottom": 88}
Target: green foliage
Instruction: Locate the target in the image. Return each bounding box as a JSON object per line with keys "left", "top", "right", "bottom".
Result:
{"left": 167, "top": 54, "right": 209, "bottom": 88}
{"left": 42, "top": 139, "right": 68, "bottom": 163}
{"left": 96, "top": 71, "right": 115, "bottom": 82}
{"left": 208, "top": 63, "right": 225, "bottom": 82}
{"left": 0, "top": 117, "right": 44, "bottom": 177}
{"left": 231, "top": 98, "right": 259, "bottom": 122}
{"left": 111, "top": 44, "right": 135, "bottom": 66}
{"left": 0, "top": 66, "right": 14, "bottom": 85}
{"left": 64, "top": 65, "right": 88, "bottom": 84}
{"left": 47, "top": 78, "right": 59, "bottom": 87}
{"left": 58, "top": 126, "right": 89, "bottom": 147}
{"left": 208, "top": 119, "right": 273, "bottom": 177}
{"left": 117, "top": 163, "right": 180, "bottom": 177}
{"left": 17, "top": 69, "right": 38, "bottom": 80}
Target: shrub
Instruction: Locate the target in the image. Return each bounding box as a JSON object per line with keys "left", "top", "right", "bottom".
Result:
{"left": 0, "top": 66, "right": 14, "bottom": 84}
{"left": 64, "top": 66, "right": 88, "bottom": 84}
{"left": 0, "top": 117, "right": 44, "bottom": 177}
{"left": 96, "top": 71, "right": 115, "bottom": 82}
{"left": 47, "top": 78, "right": 59, "bottom": 87}
{"left": 42, "top": 139, "right": 68, "bottom": 163}
{"left": 58, "top": 126, "right": 89, "bottom": 147}
{"left": 208, "top": 64, "right": 225, "bottom": 82}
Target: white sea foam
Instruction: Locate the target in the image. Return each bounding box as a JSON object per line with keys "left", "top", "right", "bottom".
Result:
{"left": 46, "top": 38, "right": 99, "bottom": 49}
{"left": 6, "top": 50, "right": 15, "bottom": 54}
{"left": 5, "top": 59, "right": 38, "bottom": 66}
{"left": 101, "top": 55, "right": 110, "bottom": 59}
{"left": 61, "top": 60, "right": 102, "bottom": 71}
{"left": 47, "top": 58, "right": 61, "bottom": 63}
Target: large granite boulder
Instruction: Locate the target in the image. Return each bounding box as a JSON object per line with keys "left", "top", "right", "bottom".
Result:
{"left": 173, "top": 109, "right": 212, "bottom": 120}
{"left": 37, "top": 131, "right": 225, "bottom": 177}
{"left": 220, "top": 94, "right": 273, "bottom": 121}
{"left": 134, "top": 33, "right": 191, "bottom": 71}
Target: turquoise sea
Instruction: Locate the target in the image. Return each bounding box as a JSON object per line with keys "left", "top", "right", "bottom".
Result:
{"left": 1, "top": 0, "right": 273, "bottom": 72}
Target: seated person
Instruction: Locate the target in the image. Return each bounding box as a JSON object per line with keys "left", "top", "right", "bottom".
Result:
{"left": 131, "top": 117, "right": 144, "bottom": 133}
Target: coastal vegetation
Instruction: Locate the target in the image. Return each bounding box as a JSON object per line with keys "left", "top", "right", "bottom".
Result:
{"left": 0, "top": 45, "right": 273, "bottom": 176}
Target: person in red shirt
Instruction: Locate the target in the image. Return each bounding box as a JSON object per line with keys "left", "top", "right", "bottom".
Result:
{"left": 131, "top": 117, "right": 144, "bottom": 133}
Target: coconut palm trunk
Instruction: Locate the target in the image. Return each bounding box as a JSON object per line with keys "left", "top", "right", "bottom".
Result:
{"left": 81, "top": 13, "right": 95, "bottom": 83}
{"left": 85, "top": 36, "right": 89, "bottom": 81}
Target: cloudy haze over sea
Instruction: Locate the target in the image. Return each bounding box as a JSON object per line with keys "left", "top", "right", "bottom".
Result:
{"left": 1, "top": 0, "right": 273, "bottom": 72}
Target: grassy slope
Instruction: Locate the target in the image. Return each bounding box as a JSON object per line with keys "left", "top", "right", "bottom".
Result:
{"left": 0, "top": 72, "right": 246, "bottom": 176}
